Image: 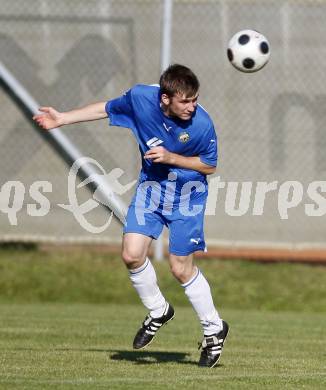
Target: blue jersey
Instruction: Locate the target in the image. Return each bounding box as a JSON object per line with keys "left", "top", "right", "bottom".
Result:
{"left": 105, "top": 84, "right": 217, "bottom": 195}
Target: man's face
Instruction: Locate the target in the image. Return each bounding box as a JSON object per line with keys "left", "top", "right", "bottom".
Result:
{"left": 161, "top": 92, "right": 199, "bottom": 120}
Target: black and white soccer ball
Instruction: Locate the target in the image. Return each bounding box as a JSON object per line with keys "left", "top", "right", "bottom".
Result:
{"left": 227, "top": 30, "right": 270, "bottom": 73}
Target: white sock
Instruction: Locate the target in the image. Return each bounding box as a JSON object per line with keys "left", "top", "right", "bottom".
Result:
{"left": 182, "top": 268, "right": 223, "bottom": 336}
{"left": 129, "top": 258, "right": 167, "bottom": 318}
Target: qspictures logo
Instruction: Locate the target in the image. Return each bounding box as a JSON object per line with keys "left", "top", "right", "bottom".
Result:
{"left": 0, "top": 157, "right": 136, "bottom": 234}
{"left": 58, "top": 157, "right": 137, "bottom": 233}
{"left": 1, "top": 157, "right": 326, "bottom": 234}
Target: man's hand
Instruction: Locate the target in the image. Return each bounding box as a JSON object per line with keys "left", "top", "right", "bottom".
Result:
{"left": 33, "top": 102, "right": 107, "bottom": 130}
{"left": 144, "top": 146, "right": 215, "bottom": 175}
{"left": 33, "top": 107, "right": 64, "bottom": 130}
{"left": 144, "top": 146, "right": 172, "bottom": 164}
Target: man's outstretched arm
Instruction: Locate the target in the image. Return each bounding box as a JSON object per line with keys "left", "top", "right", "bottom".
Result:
{"left": 144, "top": 146, "right": 216, "bottom": 175}
{"left": 32, "top": 102, "right": 107, "bottom": 130}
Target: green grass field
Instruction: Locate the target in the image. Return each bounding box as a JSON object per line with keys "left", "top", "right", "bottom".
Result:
{"left": 0, "top": 248, "right": 325, "bottom": 389}
{"left": 0, "top": 304, "right": 325, "bottom": 389}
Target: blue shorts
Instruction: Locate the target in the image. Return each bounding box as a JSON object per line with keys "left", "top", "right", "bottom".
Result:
{"left": 123, "top": 184, "right": 208, "bottom": 256}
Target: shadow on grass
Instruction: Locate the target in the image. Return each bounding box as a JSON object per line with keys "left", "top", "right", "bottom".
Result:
{"left": 110, "top": 350, "right": 196, "bottom": 365}
{"left": 6, "top": 347, "right": 202, "bottom": 366}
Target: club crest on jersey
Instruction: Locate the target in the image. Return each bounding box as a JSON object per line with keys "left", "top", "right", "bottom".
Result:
{"left": 178, "top": 132, "right": 190, "bottom": 143}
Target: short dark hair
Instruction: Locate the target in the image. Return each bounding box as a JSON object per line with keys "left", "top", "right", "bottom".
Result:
{"left": 159, "top": 64, "right": 200, "bottom": 98}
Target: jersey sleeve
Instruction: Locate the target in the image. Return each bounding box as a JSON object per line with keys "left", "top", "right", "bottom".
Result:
{"left": 198, "top": 124, "right": 218, "bottom": 167}
{"left": 105, "top": 88, "right": 135, "bottom": 129}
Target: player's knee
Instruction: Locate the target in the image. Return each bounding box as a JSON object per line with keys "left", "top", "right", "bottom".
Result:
{"left": 121, "top": 249, "right": 144, "bottom": 269}
{"left": 170, "top": 262, "right": 188, "bottom": 282}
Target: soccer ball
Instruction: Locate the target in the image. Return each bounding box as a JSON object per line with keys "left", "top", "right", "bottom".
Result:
{"left": 227, "top": 30, "right": 270, "bottom": 73}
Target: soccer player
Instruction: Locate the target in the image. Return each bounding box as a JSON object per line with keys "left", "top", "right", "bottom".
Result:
{"left": 33, "top": 64, "right": 229, "bottom": 368}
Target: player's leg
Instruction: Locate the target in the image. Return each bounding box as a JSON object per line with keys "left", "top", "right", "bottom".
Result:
{"left": 122, "top": 204, "right": 174, "bottom": 349}
{"left": 168, "top": 252, "right": 228, "bottom": 367}
{"left": 167, "top": 206, "right": 228, "bottom": 367}
{"left": 122, "top": 232, "right": 167, "bottom": 317}
{"left": 168, "top": 252, "right": 223, "bottom": 336}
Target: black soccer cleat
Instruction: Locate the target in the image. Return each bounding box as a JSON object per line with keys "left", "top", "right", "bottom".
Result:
{"left": 198, "top": 320, "right": 229, "bottom": 368}
{"left": 133, "top": 303, "right": 175, "bottom": 349}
